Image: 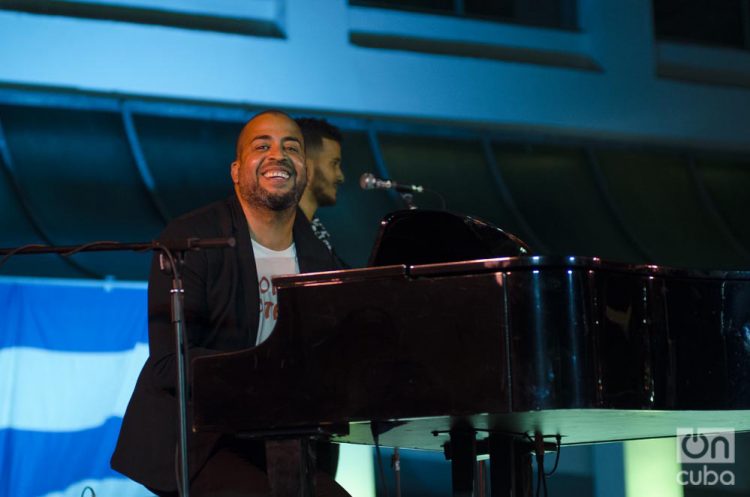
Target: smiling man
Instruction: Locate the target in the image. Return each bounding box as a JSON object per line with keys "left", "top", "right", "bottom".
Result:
{"left": 111, "top": 110, "right": 348, "bottom": 496}
{"left": 235, "top": 111, "right": 307, "bottom": 229}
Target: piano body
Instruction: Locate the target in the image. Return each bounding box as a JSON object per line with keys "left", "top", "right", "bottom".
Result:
{"left": 192, "top": 210, "right": 750, "bottom": 496}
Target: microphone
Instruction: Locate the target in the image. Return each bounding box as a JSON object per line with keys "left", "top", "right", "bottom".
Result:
{"left": 359, "top": 173, "right": 424, "bottom": 193}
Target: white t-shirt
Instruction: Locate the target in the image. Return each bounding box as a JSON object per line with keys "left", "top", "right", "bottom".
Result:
{"left": 252, "top": 239, "right": 299, "bottom": 345}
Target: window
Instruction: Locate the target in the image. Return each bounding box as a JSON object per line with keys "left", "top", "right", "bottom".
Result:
{"left": 350, "top": 0, "right": 578, "bottom": 30}
{"left": 653, "top": 0, "right": 750, "bottom": 49}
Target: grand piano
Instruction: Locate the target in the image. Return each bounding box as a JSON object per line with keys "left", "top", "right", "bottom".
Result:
{"left": 192, "top": 210, "right": 750, "bottom": 496}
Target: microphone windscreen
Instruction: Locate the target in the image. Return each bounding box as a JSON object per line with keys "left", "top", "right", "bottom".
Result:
{"left": 359, "top": 172, "right": 376, "bottom": 190}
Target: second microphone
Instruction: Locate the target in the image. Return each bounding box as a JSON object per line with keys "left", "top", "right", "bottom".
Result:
{"left": 359, "top": 173, "right": 424, "bottom": 193}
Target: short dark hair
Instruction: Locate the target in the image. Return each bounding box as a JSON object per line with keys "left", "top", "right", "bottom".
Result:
{"left": 295, "top": 118, "right": 342, "bottom": 156}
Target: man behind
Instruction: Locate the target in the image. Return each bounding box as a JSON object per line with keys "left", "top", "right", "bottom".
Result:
{"left": 296, "top": 118, "right": 345, "bottom": 252}
{"left": 111, "top": 110, "right": 349, "bottom": 496}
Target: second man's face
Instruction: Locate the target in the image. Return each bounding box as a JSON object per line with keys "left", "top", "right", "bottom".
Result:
{"left": 232, "top": 113, "right": 307, "bottom": 211}
{"left": 308, "top": 137, "right": 344, "bottom": 207}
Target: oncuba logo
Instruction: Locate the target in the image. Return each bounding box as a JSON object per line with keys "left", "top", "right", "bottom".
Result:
{"left": 676, "top": 428, "right": 735, "bottom": 486}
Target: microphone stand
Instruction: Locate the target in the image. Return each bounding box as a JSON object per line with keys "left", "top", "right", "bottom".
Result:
{"left": 0, "top": 237, "right": 236, "bottom": 497}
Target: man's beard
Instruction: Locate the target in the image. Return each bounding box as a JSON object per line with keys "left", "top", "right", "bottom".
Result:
{"left": 240, "top": 162, "right": 306, "bottom": 211}
{"left": 311, "top": 177, "right": 336, "bottom": 207}
{"left": 246, "top": 183, "right": 301, "bottom": 211}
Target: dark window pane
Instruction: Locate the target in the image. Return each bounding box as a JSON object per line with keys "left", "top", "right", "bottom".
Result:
{"left": 493, "top": 144, "right": 645, "bottom": 261}
{"left": 463, "top": 0, "right": 513, "bottom": 18}
{"left": 317, "top": 131, "right": 401, "bottom": 267}
{"left": 0, "top": 150, "right": 86, "bottom": 277}
{"left": 378, "top": 133, "right": 524, "bottom": 239}
{"left": 653, "top": 0, "right": 746, "bottom": 48}
{"left": 0, "top": 105, "right": 163, "bottom": 279}
{"left": 596, "top": 150, "right": 747, "bottom": 269}
{"left": 695, "top": 157, "right": 750, "bottom": 253}
{"left": 350, "top": 0, "right": 454, "bottom": 15}
{"left": 351, "top": 0, "right": 577, "bottom": 29}
{"left": 133, "top": 114, "right": 240, "bottom": 218}
{"left": 0, "top": 154, "right": 40, "bottom": 245}
{"left": 465, "top": 0, "right": 576, "bottom": 29}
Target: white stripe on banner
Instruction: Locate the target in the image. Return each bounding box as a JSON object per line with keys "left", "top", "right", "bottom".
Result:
{"left": 40, "top": 477, "right": 155, "bottom": 497}
{"left": 0, "top": 275, "right": 147, "bottom": 290}
{"left": 0, "top": 344, "right": 148, "bottom": 431}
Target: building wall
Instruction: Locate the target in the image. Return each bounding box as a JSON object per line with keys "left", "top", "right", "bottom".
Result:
{"left": 1, "top": 0, "right": 748, "bottom": 151}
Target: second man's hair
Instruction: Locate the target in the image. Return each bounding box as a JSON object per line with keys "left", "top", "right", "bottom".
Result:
{"left": 295, "top": 118, "right": 342, "bottom": 156}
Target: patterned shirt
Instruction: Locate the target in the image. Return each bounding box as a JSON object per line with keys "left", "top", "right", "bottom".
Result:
{"left": 310, "top": 216, "right": 333, "bottom": 252}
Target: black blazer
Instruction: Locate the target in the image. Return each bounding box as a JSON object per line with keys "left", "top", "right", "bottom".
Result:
{"left": 111, "top": 195, "right": 340, "bottom": 491}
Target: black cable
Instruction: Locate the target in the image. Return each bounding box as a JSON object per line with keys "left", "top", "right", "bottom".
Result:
{"left": 0, "top": 240, "right": 143, "bottom": 278}
{"left": 0, "top": 244, "right": 46, "bottom": 271}
{"left": 155, "top": 244, "right": 180, "bottom": 280}
{"left": 544, "top": 435, "right": 562, "bottom": 477}
{"left": 424, "top": 187, "right": 447, "bottom": 210}
{"left": 60, "top": 240, "right": 123, "bottom": 257}
{"left": 534, "top": 432, "right": 549, "bottom": 497}
{"left": 80, "top": 486, "right": 95, "bottom": 497}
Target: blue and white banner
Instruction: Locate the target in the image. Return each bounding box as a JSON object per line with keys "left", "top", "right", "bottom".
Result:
{"left": 0, "top": 277, "right": 153, "bottom": 497}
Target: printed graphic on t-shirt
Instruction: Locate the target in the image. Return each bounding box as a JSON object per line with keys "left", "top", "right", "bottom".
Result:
{"left": 258, "top": 275, "right": 279, "bottom": 322}
{"left": 252, "top": 239, "right": 299, "bottom": 345}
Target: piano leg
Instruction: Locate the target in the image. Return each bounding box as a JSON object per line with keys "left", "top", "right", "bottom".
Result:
{"left": 488, "top": 433, "right": 530, "bottom": 497}
{"left": 449, "top": 427, "right": 477, "bottom": 497}
{"left": 265, "top": 438, "right": 316, "bottom": 497}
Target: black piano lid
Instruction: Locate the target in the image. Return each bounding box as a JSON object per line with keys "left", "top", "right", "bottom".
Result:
{"left": 273, "top": 264, "right": 408, "bottom": 289}
{"left": 280, "top": 208, "right": 750, "bottom": 283}
{"left": 368, "top": 209, "right": 530, "bottom": 267}
{"left": 407, "top": 255, "right": 750, "bottom": 280}
{"left": 274, "top": 256, "right": 750, "bottom": 288}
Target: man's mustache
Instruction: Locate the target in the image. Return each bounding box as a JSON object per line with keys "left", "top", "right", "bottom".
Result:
{"left": 257, "top": 158, "right": 296, "bottom": 176}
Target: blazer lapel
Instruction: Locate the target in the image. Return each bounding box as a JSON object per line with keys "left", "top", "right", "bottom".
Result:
{"left": 227, "top": 195, "right": 261, "bottom": 346}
